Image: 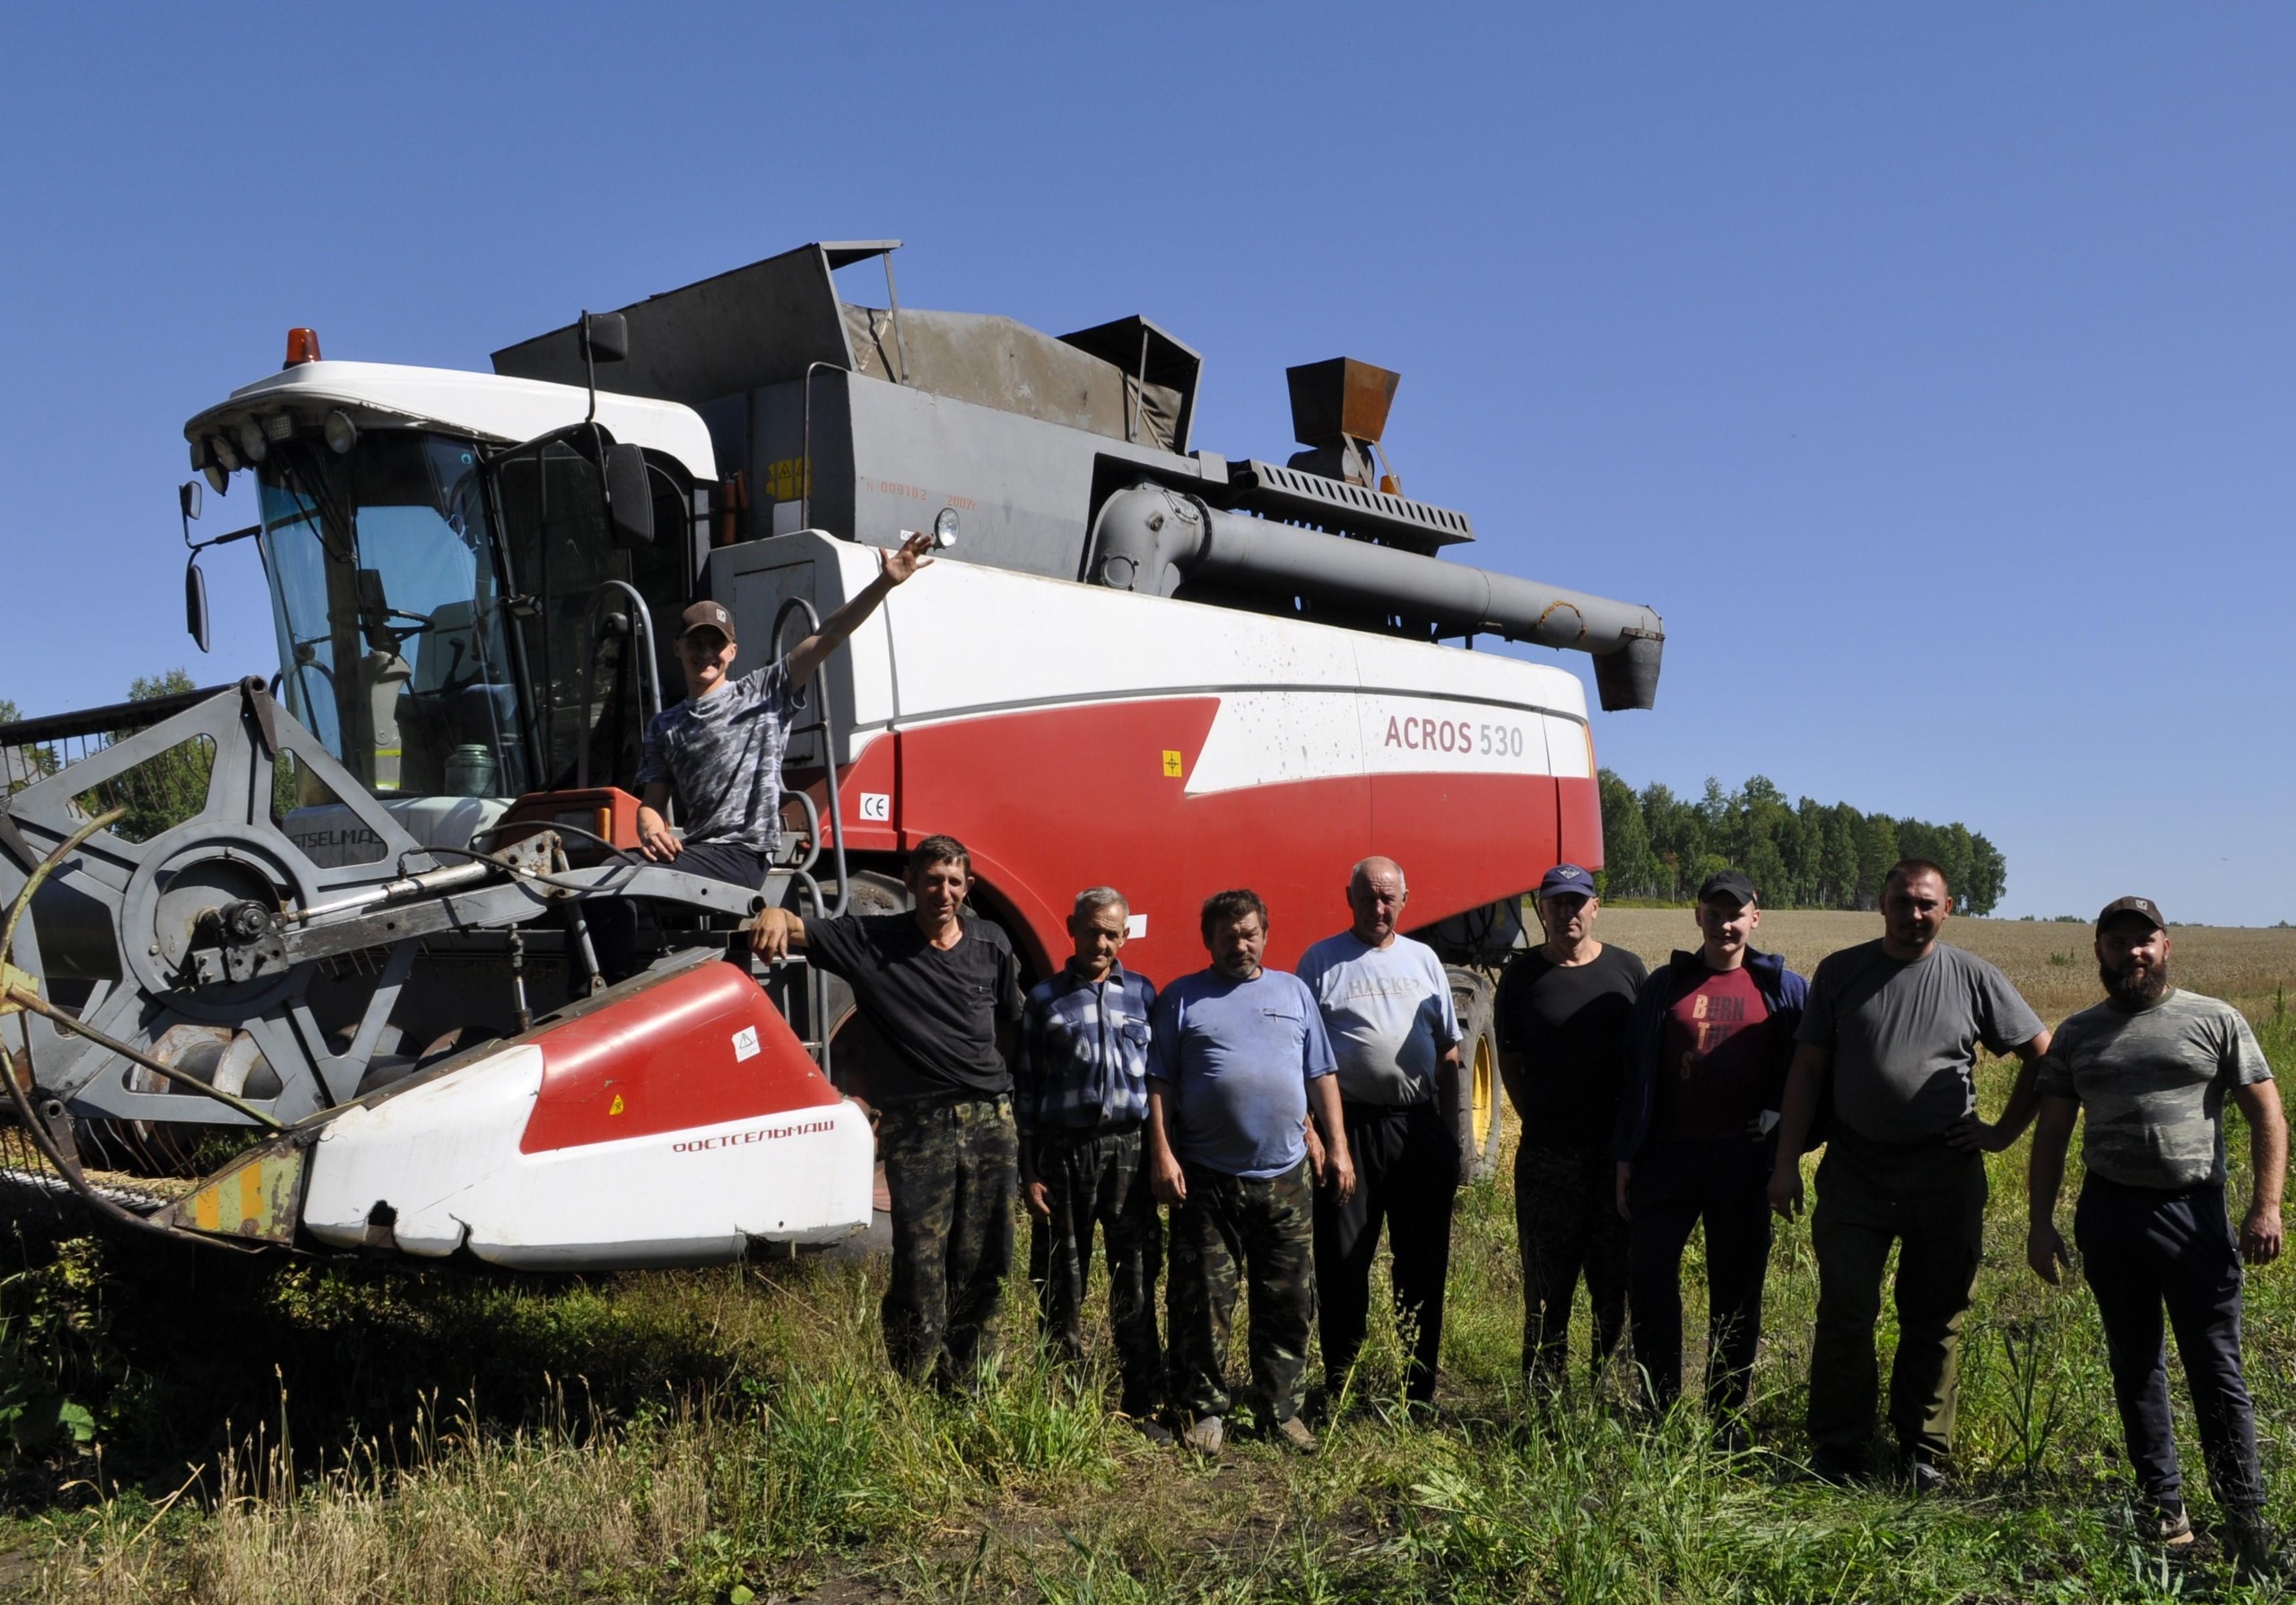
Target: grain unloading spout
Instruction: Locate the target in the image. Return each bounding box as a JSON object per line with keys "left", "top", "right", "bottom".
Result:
{"left": 1086, "top": 483, "right": 1666, "bottom": 711}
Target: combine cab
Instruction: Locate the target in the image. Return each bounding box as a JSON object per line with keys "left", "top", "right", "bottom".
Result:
{"left": 0, "top": 241, "right": 1663, "bottom": 1261}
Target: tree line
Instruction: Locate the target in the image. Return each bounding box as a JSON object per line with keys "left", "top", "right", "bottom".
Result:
{"left": 1596, "top": 772, "right": 2006, "bottom": 915}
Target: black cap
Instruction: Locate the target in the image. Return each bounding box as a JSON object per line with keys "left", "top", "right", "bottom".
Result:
{"left": 676, "top": 600, "right": 736, "bottom": 642}
{"left": 1537, "top": 864, "right": 1596, "bottom": 900}
{"left": 2096, "top": 895, "right": 2166, "bottom": 934}
{"left": 1698, "top": 868, "right": 1760, "bottom": 908}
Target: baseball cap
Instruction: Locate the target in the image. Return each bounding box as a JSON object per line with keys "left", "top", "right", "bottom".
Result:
{"left": 1698, "top": 868, "right": 1760, "bottom": 908}
{"left": 1536, "top": 864, "right": 1596, "bottom": 901}
{"left": 676, "top": 600, "right": 736, "bottom": 642}
{"left": 2096, "top": 895, "right": 2166, "bottom": 933}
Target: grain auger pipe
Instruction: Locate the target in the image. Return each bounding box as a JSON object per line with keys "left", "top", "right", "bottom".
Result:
{"left": 0, "top": 807, "right": 278, "bottom": 1250}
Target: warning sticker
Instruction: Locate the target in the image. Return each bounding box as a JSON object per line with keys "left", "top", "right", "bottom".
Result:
{"left": 732, "top": 1025, "right": 761, "bottom": 1062}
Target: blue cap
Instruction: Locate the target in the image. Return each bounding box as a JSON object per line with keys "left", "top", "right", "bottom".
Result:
{"left": 1537, "top": 863, "right": 1596, "bottom": 900}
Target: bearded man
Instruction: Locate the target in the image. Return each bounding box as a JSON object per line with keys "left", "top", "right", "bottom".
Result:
{"left": 2027, "top": 896, "right": 2287, "bottom": 1576}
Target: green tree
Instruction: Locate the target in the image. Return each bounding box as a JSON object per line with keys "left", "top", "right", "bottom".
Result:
{"left": 1595, "top": 769, "right": 1657, "bottom": 898}
{"left": 1856, "top": 815, "right": 1900, "bottom": 909}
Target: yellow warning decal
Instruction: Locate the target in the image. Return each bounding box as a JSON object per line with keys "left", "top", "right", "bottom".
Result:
{"left": 1162, "top": 750, "right": 1184, "bottom": 779}
{"left": 608, "top": 1093, "right": 626, "bottom": 1116}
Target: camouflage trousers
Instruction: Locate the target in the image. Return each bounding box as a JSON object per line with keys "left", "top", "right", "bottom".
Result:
{"left": 1167, "top": 1157, "right": 1316, "bottom": 1426}
{"left": 1028, "top": 1123, "right": 1166, "bottom": 1417}
{"left": 1516, "top": 1141, "right": 1631, "bottom": 1387}
{"left": 877, "top": 1095, "right": 1019, "bottom": 1387}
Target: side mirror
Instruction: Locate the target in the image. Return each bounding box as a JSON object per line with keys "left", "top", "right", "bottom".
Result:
{"left": 186, "top": 559, "right": 211, "bottom": 654}
{"left": 606, "top": 442, "right": 655, "bottom": 546}
{"left": 581, "top": 311, "right": 629, "bottom": 365}
{"left": 180, "top": 481, "right": 203, "bottom": 522}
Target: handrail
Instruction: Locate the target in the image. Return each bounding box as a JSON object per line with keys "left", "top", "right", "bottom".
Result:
{"left": 575, "top": 581, "right": 665, "bottom": 791}
{"left": 770, "top": 597, "right": 850, "bottom": 921}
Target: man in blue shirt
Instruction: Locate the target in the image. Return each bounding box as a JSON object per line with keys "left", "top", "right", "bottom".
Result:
{"left": 1298, "top": 857, "right": 1463, "bottom": 1409}
{"left": 1015, "top": 886, "right": 1165, "bottom": 1434}
{"left": 1147, "top": 888, "right": 1354, "bottom": 1455}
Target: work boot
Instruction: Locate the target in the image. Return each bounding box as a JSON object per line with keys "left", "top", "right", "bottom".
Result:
{"left": 1273, "top": 1416, "right": 1318, "bottom": 1453}
{"left": 1907, "top": 1448, "right": 1945, "bottom": 1496}
{"left": 1129, "top": 1416, "right": 1174, "bottom": 1447}
{"left": 2226, "top": 1514, "right": 2284, "bottom": 1583}
{"left": 1180, "top": 1415, "right": 1224, "bottom": 1457}
{"left": 1710, "top": 1417, "right": 1752, "bottom": 1458}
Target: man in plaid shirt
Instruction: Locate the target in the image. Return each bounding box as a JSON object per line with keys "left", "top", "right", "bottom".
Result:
{"left": 1017, "top": 886, "right": 1166, "bottom": 1435}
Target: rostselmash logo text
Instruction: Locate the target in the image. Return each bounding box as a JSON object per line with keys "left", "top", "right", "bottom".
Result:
{"left": 674, "top": 1118, "right": 837, "bottom": 1155}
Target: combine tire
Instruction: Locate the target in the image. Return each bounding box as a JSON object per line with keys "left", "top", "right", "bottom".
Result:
{"left": 1447, "top": 965, "right": 1502, "bottom": 1181}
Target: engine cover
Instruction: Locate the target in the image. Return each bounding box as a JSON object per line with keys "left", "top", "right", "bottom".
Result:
{"left": 301, "top": 959, "right": 873, "bottom": 1268}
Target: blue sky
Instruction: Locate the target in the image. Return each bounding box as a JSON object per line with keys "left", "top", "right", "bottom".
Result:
{"left": 4, "top": 6, "right": 2290, "bottom": 922}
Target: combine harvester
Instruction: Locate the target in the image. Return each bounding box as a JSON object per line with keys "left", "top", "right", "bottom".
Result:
{"left": 0, "top": 241, "right": 1664, "bottom": 1267}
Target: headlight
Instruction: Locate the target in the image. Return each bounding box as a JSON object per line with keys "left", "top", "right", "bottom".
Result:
{"left": 324, "top": 409, "right": 358, "bottom": 456}
{"left": 236, "top": 419, "right": 268, "bottom": 465}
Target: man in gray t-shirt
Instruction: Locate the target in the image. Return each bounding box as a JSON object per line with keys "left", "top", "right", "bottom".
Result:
{"left": 1296, "top": 857, "right": 1465, "bottom": 1406}
{"left": 2026, "top": 896, "right": 2285, "bottom": 1569}
{"left": 1768, "top": 859, "right": 2050, "bottom": 1486}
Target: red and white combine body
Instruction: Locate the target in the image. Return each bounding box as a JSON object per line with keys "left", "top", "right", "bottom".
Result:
{"left": 0, "top": 241, "right": 1662, "bottom": 1263}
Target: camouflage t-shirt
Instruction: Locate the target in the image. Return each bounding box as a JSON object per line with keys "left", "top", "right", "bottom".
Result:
{"left": 634, "top": 658, "right": 795, "bottom": 854}
{"left": 2038, "top": 989, "right": 2272, "bottom": 1190}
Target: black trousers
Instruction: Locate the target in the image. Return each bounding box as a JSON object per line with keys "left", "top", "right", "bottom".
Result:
{"left": 1314, "top": 1099, "right": 1460, "bottom": 1404}
{"left": 590, "top": 840, "right": 771, "bottom": 984}
{"left": 2074, "top": 1173, "right": 2264, "bottom": 1516}
{"left": 1027, "top": 1122, "right": 1165, "bottom": 1417}
{"left": 1516, "top": 1142, "right": 1631, "bottom": 1384}
{"left": 1626, "top": 1136, "right": 1773, "bottom": 1416}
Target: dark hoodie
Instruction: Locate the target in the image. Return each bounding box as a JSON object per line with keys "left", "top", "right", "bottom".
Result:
{"left": 1612, "top": 946, "right": 1808, "bottom": 1164}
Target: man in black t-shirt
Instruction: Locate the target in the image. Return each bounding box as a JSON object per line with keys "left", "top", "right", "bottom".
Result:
{"left": 1494, "top": 863, "right": 1648, "bottom": 1388}
{"left": 752, "top": 835, "right": 1024, "bottom": 1386}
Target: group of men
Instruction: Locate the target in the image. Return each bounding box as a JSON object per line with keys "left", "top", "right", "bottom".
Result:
{"left": 628, "top": 543, "right": 2288, "bottom": 1555}
{"left": 761, "top": 849, "right": 1462, "bottom": 1455}
{"left": 1501, "top": 858, "right": 2285, "bottom": 1570}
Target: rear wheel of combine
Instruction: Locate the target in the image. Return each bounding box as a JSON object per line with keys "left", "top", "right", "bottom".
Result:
{"left": 1446, "top": 965, "right": 1502, "bottom": 1182}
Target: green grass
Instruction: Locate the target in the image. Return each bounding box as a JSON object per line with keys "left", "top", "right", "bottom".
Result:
{"left": 7, "top": 1011, "right": 2296, "bottom": 1600}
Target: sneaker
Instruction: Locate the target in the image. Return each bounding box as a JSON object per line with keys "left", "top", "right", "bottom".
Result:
{"left": 2150, "top": 1501, "right": 2195, "bottom": 1552}
{"left": 1908, "top": 1450, "right": 1945, "bottom": 1496}
{"left": 1180, "top": 1415, "right": 1224, "bottom": 1456}
{"left": 1273, "top": 1416, "right": 1318, "bottom": 1453}
{"left": 1130, "top": 1417, "right": 1175, "bottom": 1446}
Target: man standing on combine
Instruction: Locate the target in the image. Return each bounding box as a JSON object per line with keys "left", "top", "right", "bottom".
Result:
{"left": 1014, "top": 886, "right": 1167, "bottom": 1438}
{"left": 1496, "top": 864, "right": 1647, "bottom": 1391}
{"left": 2028, "top": 896, "right": 2285, "bottom": 1575}
{"left": 626, "top": 529, "right": 935, "bottom": 915}
{"left": 750, "top": 836, "right": 1025, "bottom": 1390}
{"left": 1297, "top": 857, "right": 1463, "bottom": 1410}
{"left": 1147, "top": 889, "right": 1354, "bottom": 1455}
{"left": 1769, "top": 859, "right": 2049, "bottom": 1488}
{"left": 1613, "top": 869, "right": 1806, "bottom": 1444}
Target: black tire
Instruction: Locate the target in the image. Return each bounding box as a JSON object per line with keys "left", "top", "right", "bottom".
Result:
{"left": 1447, "top": 964, "right": 1503, "bottom": 1181}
